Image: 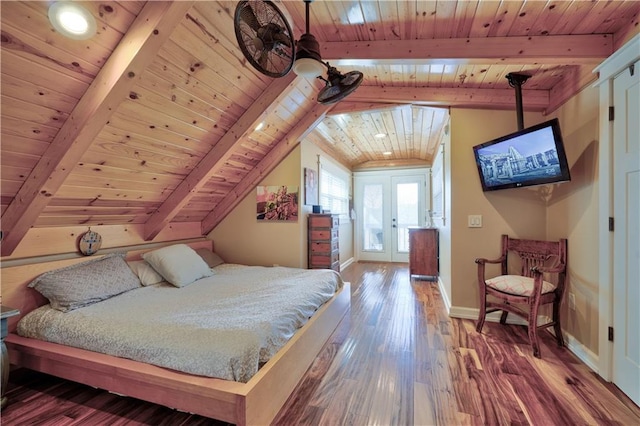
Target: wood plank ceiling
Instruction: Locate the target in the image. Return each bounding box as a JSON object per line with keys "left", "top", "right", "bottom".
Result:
{"left": 1, "top": 1, "right": 639, "bottom": 256}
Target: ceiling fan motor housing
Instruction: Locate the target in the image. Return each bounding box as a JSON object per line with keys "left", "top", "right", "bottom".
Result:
{"left": 296, "top": 33, "right": 321, "bottom": 61}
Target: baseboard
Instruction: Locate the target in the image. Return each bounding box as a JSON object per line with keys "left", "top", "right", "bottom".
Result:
{"left": 437, "top": 278, "right": 452, "bottom": 315}
{"left": 449, "top": 306, "right": 529, "bottom": 326}
{"left": 341, "top": 257, "right": 354, "bottom": 271}
{"left": 553, "top": 327, "right": 600, "bottom": 373}
{"left": 448, "top": 306, "right": 599, "bottom": 372}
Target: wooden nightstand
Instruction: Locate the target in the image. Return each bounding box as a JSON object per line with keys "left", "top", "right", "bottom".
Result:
{"left": 1, "top": 306, "right": 20, "bottom": 409}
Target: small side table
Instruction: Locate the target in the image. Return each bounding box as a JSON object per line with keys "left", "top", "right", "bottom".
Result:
{"left": 1, "top": 306, "right": 20, "bottom": 409}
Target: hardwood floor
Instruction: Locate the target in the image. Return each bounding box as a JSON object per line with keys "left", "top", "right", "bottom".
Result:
{"left": 2, "top": 262, "right": 639, "bottom": 425}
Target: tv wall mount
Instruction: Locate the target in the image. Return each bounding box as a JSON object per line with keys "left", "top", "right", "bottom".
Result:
{"left": 506, "top": 72, "right": 531, "bottom": 131}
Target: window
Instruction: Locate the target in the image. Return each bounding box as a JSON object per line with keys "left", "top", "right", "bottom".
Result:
{"left": 320, "top": 166, "right": 349, "bottom": 221}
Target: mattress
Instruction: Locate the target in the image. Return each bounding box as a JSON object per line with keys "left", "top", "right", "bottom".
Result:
{"left": 17, "top": 264, "right": 343, "bottom": 383}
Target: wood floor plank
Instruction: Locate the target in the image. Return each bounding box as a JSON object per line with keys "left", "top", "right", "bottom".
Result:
{"left": 3, "top": 262, "right": 639, "bottom": 425}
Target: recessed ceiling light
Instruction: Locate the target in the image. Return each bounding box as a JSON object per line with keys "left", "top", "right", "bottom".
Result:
{"left": 383, "top": 151, "right": 392, "bottom": 156}
{"left": 49, "top": 2, "right": 96, "bottom": 40}
{"left": 375, "top": 133, "right": 386, "bottom": 139}
{"left": 254, "top": 122, "right": 265, "bottom": 131}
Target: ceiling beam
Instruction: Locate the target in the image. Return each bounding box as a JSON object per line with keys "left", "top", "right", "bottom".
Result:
{"left": 329, "top": 102, "right": 408, "bottom": 116}
{"left": 0, "top": 1, "right": 195, "bottom": 257}
{"left": 201, "top": 103, "right": 332, "bottom": 234}
{"left": 354, "top": 159, "right": 431, "bottom": 171}
{"left": 346, "top": 86, "right": 549, "bottom": 111}
{"left": 329, "top": 102, "right": 450, "bottom": 116}
{"left": 322, "top": 35, "right": 613, "bottom": 66}
{"left": 144, "top": 73, "right": 298, "bottom": 241}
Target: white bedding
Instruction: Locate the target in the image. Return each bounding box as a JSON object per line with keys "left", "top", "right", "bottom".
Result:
{"left": 17, "top": 264, "right": 343, "bottom": 383}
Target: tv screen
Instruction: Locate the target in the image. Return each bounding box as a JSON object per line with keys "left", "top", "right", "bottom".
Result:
{"left": 472, "top": 118, "right": 571, "bottom": 192}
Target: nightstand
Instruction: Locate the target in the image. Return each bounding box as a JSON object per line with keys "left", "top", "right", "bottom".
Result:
{"left": 1, "top": 306, "right": 20, "bottom": 409}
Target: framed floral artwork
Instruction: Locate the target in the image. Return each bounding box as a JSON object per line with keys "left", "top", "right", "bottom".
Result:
{"left": 256, "top": 185, "right": 299, "bottom": 221}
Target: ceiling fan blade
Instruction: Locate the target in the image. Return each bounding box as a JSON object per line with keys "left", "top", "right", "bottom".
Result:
{"left": 317, "top": 85, "right": 342, "bottom": 104}
{"left": 273, "top": 32, "right": 292, "bottom": 48}
{"left": 240, "top": 4, "right": 261, "bottom": 32}
{"left": 257, "top": 50, "right": 269, "bottom": 69}
{"left": 317, "top": 69, "right": 364, "bottom": 105}
{"left": 340, "top": 71, "right": 364, "bottom": 86}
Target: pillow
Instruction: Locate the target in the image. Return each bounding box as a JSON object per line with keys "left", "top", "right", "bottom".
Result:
{"left": 28, "top": 253, "right": 141, "bottom": 312}
{"left": 195, "top": 247, "right": 225, "bottom": 268}
{"left": 127, "top": 260, "right": 164, "bottom": 286}
{"left": 142, "top": 244, "right": 214, "bottom": 287}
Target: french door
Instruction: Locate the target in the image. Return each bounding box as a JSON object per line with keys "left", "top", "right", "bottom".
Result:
{"left": 354, "top": 169, "right": 429, "bottom": 262}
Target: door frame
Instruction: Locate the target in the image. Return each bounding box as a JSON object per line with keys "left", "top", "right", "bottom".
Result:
{"left": 354, "top": 168, "right": 429, "bottom": 262}
{"left": 595, "top": 34, "right": 639, "bottom": 386}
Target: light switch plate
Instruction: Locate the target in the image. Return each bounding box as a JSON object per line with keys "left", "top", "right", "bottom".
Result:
{"left": 468, "top": 215, "right": 482, "bottom": 228}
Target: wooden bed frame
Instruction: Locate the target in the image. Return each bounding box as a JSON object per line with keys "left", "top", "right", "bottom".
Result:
{"left": 1, "top": 240, "right": 350, "bottom": 425}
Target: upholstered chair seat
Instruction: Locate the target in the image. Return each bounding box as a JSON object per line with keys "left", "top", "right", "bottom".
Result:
{"left": 485, "top": 275, "right": 556, "bottom": 297}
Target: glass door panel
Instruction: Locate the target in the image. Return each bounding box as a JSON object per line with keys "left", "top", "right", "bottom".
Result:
{"left": 392, "top": 177, "right": 425, "bottom": 262}
{"left": 395, "top": 182, "right": 419, "bottom": 252}
{"left": 362, "top": 183, "right": 384, "bottom": 252}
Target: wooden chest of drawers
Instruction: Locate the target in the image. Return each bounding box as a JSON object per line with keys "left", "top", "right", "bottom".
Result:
{"left": 408, "top": 227, "right": 438, "bottom": 280}
{"left": 308, "top": 214, "right": 340, "bottom": 272}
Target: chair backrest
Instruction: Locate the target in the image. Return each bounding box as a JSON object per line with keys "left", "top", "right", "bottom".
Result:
{"left": 500, "top": 234, "right": 568, "bottom": 290}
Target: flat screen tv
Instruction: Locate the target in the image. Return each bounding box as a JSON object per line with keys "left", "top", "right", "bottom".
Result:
{"left": 472, "top": 118, "right": 571, "bottom": 192}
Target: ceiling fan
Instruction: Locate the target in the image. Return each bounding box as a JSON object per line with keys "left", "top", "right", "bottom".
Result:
{"left": 234, "top": 0, "right": 363, "bottom": 104}
{"left": 233, "top": 0, "right": 295, "bottom": 78}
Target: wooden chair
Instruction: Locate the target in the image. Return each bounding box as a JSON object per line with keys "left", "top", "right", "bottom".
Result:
{"left": 475, "top": 234, "right": 568, "bottom": 358}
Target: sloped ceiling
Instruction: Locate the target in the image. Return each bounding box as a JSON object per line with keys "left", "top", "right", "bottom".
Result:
{"left": 1, "top": 0, "right": 639, "bottom": 256}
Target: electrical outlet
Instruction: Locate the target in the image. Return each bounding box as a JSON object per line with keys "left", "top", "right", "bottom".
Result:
{"left": 568, "top": 292, "right": 576, "bottom": 310}
{"left": 468, "top": 215, "right": 482, "bottom": 228}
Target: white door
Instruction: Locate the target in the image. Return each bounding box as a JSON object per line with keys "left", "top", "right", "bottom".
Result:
{"left": 613, "top": 59, "right": 640, "bottom": 405}
{"left": 355, "top": 170, "right": 428, "bottom": 262}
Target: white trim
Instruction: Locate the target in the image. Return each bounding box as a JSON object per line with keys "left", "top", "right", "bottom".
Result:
{"left": 565, "top": 333, "right": 600, "bottom": 374}
{"left": 593, "top": 34, "right": 640, "bottom": 84}
{"left": 449, "top": 306, "right": 529, "bottom": 326}
{"left": 340, "top": 257, "right": 354, "bottom": 272}
{"left": 597, "top": 67, "right": 615, "bottom": 382}
{"left": 437, "top": 277, "right": 452, "bottom": 314}
{"left": 595, "top": 34, "right": 640, "bottom": 382}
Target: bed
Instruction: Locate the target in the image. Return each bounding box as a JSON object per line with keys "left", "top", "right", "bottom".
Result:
{"left": 2, "top": 240, "right": 350, "bottom": 425}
